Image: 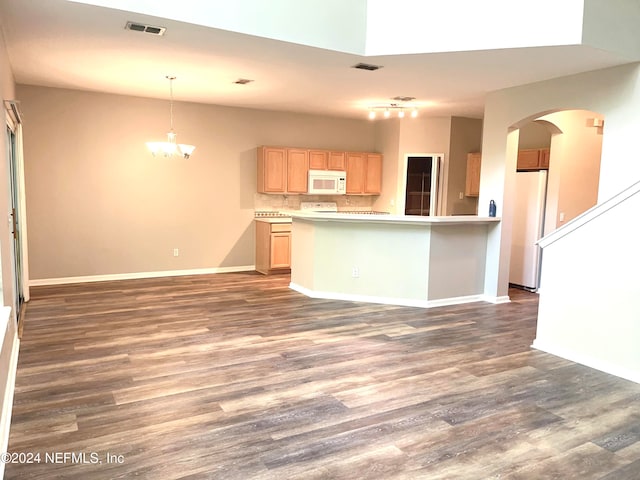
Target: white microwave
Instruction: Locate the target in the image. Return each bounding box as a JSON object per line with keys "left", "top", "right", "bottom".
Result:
{"left": 308, "top": 170, "right": 346, "bottom": 195}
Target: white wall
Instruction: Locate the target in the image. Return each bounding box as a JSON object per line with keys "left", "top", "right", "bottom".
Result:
{"left": 481, "top": 62, "right": 640, "bottom": 299}
{"left": 69, "top": 0, "right": 368, "bottom": 54}
{"left": 534, "top": 185, "right": 640, "bottom": 383}
{"left": 366, "top": 0, "right": 585, "bottom": 55}
{"left": 0, "top": 27, "right": 19, "bottom": 471}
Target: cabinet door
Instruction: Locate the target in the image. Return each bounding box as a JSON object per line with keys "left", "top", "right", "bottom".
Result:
{"left": 517, "top": 149, "right": 541, "bottom": 170}
{"left": 287, "top": 148, "right": 309, "bottom": 193}
{"left": 539, "top": 148, "right": 550, "bottom": 169}
{"left": 465, "top": 153, "right": 481, "bottom": 197}
{"left": 345, "top": 152, "right": 366, "bottom": 194}
{"left": 309, "top": 150, "right": 328, "bottom": 170}
{"left": 328, "top": 151, "right": 346, "bottom": 171}
{"left": 364, "top": 153, "right": 382, "bottom": 194}
{"left": 257, "top": 147, "right": 286, "bottom": 193}
{"left": 270, "top": 232, "right": 291, "bottom": 269}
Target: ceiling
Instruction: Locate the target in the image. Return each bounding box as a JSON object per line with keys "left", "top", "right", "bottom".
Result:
{"left": 0, "top": 0, "right": 635, "bottom": 119}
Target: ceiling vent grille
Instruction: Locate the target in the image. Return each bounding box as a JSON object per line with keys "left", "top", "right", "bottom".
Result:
{"left": 352, "top": 62, "right": 383, "bottom": 71}
{"left": 392, "top": 96, "right": 416, "bottom": 102}
{"left": 125, "top": 21, "right": 166, "bottom": 36}
{"left": 233, "top": 78, "right": 254, "bottom": 85}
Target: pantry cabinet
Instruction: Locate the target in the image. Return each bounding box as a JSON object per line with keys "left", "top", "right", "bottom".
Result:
{"left": 255, "top": 220, "right": 291, "bottom": 274}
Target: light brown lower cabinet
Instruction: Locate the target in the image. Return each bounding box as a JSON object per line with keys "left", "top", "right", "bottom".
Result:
{"left": 255, "top": 221, "right": 291, "bottom": 274}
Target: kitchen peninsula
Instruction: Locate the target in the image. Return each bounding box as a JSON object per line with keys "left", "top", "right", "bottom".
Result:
{"left": 289, "top": 212, "right": 500, "bottom": 308}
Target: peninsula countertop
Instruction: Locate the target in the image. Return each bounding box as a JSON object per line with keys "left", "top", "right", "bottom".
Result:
{"left": 287, "top": 211, "right": 500, "bottom": 225}
{"left": 289, "top": 212, "right": 500, "bottom": 308}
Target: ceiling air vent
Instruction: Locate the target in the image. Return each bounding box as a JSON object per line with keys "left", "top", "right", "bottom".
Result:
{"left": 233, "top": 78, "right": 254, "bottom": 85}
{"left": 352, "top": 62, "right": 383, "bottom": 71}
{"left": 392, "top": 96, "right": 416, "bottom": 102}
{"left": 125, "top": 21, "right": 166, "bottom": 36}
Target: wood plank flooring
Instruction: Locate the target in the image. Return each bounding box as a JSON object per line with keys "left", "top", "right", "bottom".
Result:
{"left": 5, "top": 272, "right": 640, "bottom": 479}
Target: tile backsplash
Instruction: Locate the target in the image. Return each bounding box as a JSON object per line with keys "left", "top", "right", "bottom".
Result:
{"left": 254, "top": 193, "right": 377, "bottom": 212}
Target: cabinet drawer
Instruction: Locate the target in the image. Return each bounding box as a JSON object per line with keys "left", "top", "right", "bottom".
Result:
{"left": 271, "top": 223, "right": 292, "bottom": 233}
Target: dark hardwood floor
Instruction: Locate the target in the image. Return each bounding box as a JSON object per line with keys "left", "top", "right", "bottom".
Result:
{"left": 5, "top": 272, "right": 640, "bottom": 479}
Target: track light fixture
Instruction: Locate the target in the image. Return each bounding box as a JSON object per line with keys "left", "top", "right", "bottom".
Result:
{"left": 367, "top": 97, "right": 419, "bottom": 120}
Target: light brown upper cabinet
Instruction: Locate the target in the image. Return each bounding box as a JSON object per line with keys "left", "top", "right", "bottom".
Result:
{"left": 258, "top": 146, "right": 380, "bottom": 194}
{"left": 365, "top": 153, "right": 382, "bottom": 194}
{"left": 287, "top": 148, "right": 309, "bottom": 193}
{"left": 346, "top": 152, "right": 365, "bottom": 194}
{"left": 517, "top": 148, "right": 550, "bottom": 171}
{"left": 302, "top": 150, "right": 346, "bottom": 171}
{"left": 327, "top": 151, "right": 346, "bottom": 171}
{"left": 465, "top": 152, "right": 481, "bottom": 197}
{"left": 346, "top": 152, "right": 383, "bottom": 195}
{"left": 257, "top": 147, "right": 308, "bottom": 194}
{"left": 309, "top": 150, "right": 328, "bottom": 170}
{"left": 539, "top": 148, "right": 550, "bottom": 169}
{"left": 257, "top": 146, "right": 287, "bottom": 193}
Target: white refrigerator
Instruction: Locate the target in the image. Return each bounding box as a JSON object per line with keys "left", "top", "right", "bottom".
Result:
{"left": 509, "top": 171, "right": 548, "bottom": 290}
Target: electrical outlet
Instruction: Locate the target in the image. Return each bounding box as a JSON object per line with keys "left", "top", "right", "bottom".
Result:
{"left": 173, "top": 248, "right": 179, "bottom": 257}
{"left": 559, "top": 212, "right": 565, "bottom": 222}
{"left": 352, "top": 266, "right": 360, "bottom": 278}
{"left": 459, "top": 192, "right": 464, "bottom": 200}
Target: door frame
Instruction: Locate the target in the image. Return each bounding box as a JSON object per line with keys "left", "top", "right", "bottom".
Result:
{"left": 400, "top": 153, "right": 446, "bottom": 216}
{"left": 5, "top": 106, "right": 30, "bottom": 328}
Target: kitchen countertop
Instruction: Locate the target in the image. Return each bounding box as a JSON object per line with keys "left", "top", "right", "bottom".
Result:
{"left": 288, "top": 211, "right": 500, "bottom": 225}
{"left": 254, "top": 216, "right": 292, "bottom": 224}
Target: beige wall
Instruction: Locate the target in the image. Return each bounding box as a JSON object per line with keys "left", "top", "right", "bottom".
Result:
{"left": 374, "top": 116, "right": 481, "bottom": 216}
{"left": 374, "top": 117, "right": 451, "bottom": 215}
{"left": 518, "top": 121, "right": 551, "bottom": 149}
{"left": 447, "top": 117, "right": 483, "bottom": 215}
{"left": 373, "top": 119, "right": 401, "bottom": 213}
{"left": 540, "top": 110, "right": 603, "bottom": 235}
{"left": 18, "top": 85, "right": 376, "bottom": 280}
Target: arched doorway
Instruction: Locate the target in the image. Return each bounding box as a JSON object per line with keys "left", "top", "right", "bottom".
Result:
{"left": 508, "top": 109, "right": 604, "bottom": 292}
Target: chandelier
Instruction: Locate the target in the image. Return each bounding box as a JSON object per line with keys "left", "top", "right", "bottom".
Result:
{"left": 146, "top": 76, "right": 195, "bottom": 159}
{"left": 368, "top": 96, "right": 419, "bottom": 120}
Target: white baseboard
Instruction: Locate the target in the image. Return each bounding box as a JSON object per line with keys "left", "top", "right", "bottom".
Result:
{"left": 29, "top": 265, "right": 256, "bottom": 287}
{"left": 0, "top": 307, "right": 18, "bottom": 480}
{"left": 482, "top": 295, "right": 512, "bottom": 304}
{"left": 532, "top": 339, "right": 640, "bottom": 385}
{"left": 289, "top": 283, "right": 486, "bottom": 309}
